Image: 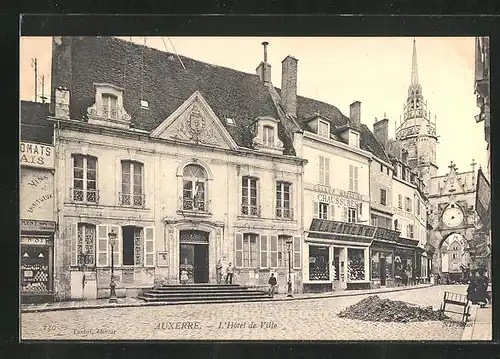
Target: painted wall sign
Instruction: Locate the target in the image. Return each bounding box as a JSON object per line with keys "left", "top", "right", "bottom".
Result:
{"left": 20, "top": 236, "right": 53, "bottom": 245}
{"left": 317, "top": 193, "right": 360, "bottom": 208}
{"left": 313, "top": 184, "right": 363, "bottom": 201}
{"left": 20, "top": 219, "right": 56, "bottom": 232}
{"left": 310, "top": 218, "right": 376, "bottom": 238}
{"left": 20, "top": 169, "right": 54, "bottom": 220}
{"left": 20, "top": 142, "right": 54, "bottom": 169}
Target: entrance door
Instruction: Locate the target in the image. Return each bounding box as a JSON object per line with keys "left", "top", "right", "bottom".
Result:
{"left": 179, "top": 229, "right": 210, "bottom": 284}
{"left": 380, "top": 257, "right": 387, "bottom": 286}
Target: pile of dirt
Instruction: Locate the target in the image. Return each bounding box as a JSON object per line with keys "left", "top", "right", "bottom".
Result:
{"left": 338, "top": 295, "right": 447, "bottom": 322}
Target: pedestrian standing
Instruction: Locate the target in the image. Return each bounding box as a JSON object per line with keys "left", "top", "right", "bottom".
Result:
{"left": 216, "top": 259, "right": 223, "bottom": 284}
{"left": 225, "top": 262, "right": 234, "bottom": 284}
{"left": 180, "top": 269, "right": 189, "bottom": 285}
{"left": 268, "top": 273, "right": 277, "bottom": 297}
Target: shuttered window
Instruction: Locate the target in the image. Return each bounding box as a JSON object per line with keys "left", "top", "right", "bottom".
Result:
{"left": 144, "top": 226, "right": 155, "bottom": 267}
{"left": 293, "top": 236, "right": 301, "bottom": 269}
{"left": 260, "top": 234, "right": 268, "bottom": 268}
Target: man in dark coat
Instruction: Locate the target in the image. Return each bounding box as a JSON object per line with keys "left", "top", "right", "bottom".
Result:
{"left": 268, "top": 273, "right": 277, "bottom": 297}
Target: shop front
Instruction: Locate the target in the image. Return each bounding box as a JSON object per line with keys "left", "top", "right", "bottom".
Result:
{"left": 20, "top": 141, "right": 56, "bottom": 303}
{"left": 304, "top": 218, "right": 374, "bottom": 292}
{"left": 393, "top": 237, "right": 419, "bottom": 286}
{"left": 369, "top": 227, "right": 400, "bottom": 288}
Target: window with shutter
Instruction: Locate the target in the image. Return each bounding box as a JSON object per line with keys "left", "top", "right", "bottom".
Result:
{"left": 325, "top": 158, "right": 330, "bottom": 185}
{"left": 349, "top": 165, "right": 353, "bottom": 190}
{"left": 270, "top": 235, "right": 278, "bottom": 268}
{"left": 354, "top": 166, "right": 359, "bottom": 192}
{"left": 235, "top": 233, "right": 243, "bottom": 267}
{"left": 293, "top": 236, "right": 301, "bottom": 269}
{"left": 96, "top": 224, "right": 108, "bottom": 267}
{"left": 328, "top": 203, "right": 335, "bottom": 220}
{"left": 313, "top": 201, "right": 319, "bottom": 218}
{"left": 319, "top": 202, "right": 328, "bottom": 219}
{"left": 71, "top": 223, "right": 78, "bottom": 266}
{"left": 343, "top": 206, "right": 348, "bottom": 221}
{"left": 260, "top": 234, "right": 268, "bottom": 268}
{"left": 144, "top": 226, "right": 155, "bottom": 267}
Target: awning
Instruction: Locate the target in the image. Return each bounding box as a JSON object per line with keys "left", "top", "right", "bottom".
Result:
{"left": 475, "top": 167, "right": 491, "bottom": 230}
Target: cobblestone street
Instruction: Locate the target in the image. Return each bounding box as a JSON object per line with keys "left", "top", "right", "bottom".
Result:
{"left": 21, "top": 285, "right": 471, "bottom": 341}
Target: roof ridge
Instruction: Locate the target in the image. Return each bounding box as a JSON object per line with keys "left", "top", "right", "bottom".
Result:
{"left": 110, "top": 36, "right": 262, "bottom": 80}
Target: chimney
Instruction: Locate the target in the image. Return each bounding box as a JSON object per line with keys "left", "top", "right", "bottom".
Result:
{"left": 256, "top": 41, "right": 271, "bottom": 84}
{"left": 51, "top": 37, "right": 72, "bottom": 112}
{"left": 55, "top": 86, "right": 70, "bottom": 119}
{"left": 349, "top": 101, "right": 361, "bottom": 129}
{"left": 373, "top": 117, "right": 389, "bottom": 150}
{"left": 281, "top": 55, "right": 298, "bottom": 116}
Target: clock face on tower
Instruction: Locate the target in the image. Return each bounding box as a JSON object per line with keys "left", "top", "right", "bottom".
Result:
{"left": 442, "top": 206, "right": 464, "bottom": 228}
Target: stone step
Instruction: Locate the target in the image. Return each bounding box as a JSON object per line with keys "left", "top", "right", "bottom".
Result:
{"left": 151, "top": 287, "right": 256, "bottom": 293}
{"left": 137, "top": 294, "right": 270, "bottom": 303}
{"left": 144, "top": 289, "right": 266, "bottom": 297}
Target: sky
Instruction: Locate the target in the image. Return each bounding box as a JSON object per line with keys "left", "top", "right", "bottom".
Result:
{"left": 19, "top": 36, "right": 487, "bottom": 176}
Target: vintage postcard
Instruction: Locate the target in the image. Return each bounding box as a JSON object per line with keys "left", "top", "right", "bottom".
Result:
{"left": 19, "top": 35, "right": 491, "bottom": 341}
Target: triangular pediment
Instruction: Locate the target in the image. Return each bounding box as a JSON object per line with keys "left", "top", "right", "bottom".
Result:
{"left": 150, "top": 91, "right": 238, "bottom": 150}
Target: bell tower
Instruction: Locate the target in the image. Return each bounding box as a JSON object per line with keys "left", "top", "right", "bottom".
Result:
{"left": 395, "top": 39, "right": 438, "bottom": 193}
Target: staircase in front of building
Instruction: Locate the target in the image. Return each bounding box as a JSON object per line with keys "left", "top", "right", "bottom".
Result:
{"left": 138, "top": 284, "right": 270, "bottom": 304}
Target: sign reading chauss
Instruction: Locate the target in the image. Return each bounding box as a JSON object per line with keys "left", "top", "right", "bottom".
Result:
{"left": 314, "top": 184, "right": 363, "bottom": 207}
{"left": 20, "top": 142, "right": 54, "bottom": 169}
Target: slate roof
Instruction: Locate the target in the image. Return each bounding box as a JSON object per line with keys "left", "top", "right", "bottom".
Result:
{"left": 55, "top": 37, "right": 295, "bottom": 155}
{"left": 20, "top": 101, "right": 52, "bottom": 144}
{"left": 276, "top": 89, "right": 389, "bottom": 162}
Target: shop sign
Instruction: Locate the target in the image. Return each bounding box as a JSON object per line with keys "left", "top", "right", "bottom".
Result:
{"left": 20, "top": 170, "right": 54, "bottom": 220}
{"left": 20, "top": 219, "right": 56, "bottom": 232}
{"left": 475, "top": 168, "right": 491, "bottom": 227}
{"left": 20, "top": 142, "right": 54, "bottom": 169}
{"left": 311, "top": 218, "right": 376, "bottom": 238}
{"left": 314, "top": 184, "right": 363, "bottom": 200}
{"left": 21, "top": 236, "right": 53, "bottom": 245}
{"left": 374, "top": 227, "right": 400, "bottom": 242}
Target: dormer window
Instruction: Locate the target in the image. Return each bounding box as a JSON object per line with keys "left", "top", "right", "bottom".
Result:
{"left": 251, "top": 117, "right": 284, "bottom": 154}
{"left": 349, "top": 130, "right": 360, "bottom": 148}
{"left": 318, "top": 120, "right": 330, "bottom": 138}
{"left": 87, "top": 83, "right": 131, "bottom": 129}
{"left": 263, "top": 125, "right": 275, "bottom": 147}
{"left": 102, "top": 94, "right": 118, "bottom": 119}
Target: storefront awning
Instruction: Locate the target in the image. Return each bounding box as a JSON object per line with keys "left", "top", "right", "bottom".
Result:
{"left": 396, "top": 237, "right": 419, "bottom": 247}
{"left": 309, "top": 218, "right": 377, "bottom": 238}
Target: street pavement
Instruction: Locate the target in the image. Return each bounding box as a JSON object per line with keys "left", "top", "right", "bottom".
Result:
{"left": 21, "top": 285, "right": 477, "bottom": 341}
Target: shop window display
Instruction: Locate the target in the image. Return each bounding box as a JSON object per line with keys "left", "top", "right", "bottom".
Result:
{"left": 309, "top": 246, "right": 329, "bottom": 281}
{"left": 371, "top": 251, "right": 380, "bottom": 279}
{"left": 347, "top": 248, "right": 365, "bottom": 281}
{"left": 21, "top": 246, "right": 50, "bottom": 292}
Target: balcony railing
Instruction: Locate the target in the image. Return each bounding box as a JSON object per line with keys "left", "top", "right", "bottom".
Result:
{"left": 119, "top": 192, "right": 146, "bottom": 207}
{"left": 241, "top": 204, "right": 261, "bottom": 217}
{"left": 179, "top": 197, "right": 211, "bottom": 214}
{"left": 70, "top": 188, "right": 100, "bottom": 204}
{"left": 276, "top": 207, "right": 294, "bottom": 219}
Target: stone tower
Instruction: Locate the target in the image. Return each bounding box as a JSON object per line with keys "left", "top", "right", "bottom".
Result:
{"left": 395, "top": 39, "right": 438, "bottom": 193}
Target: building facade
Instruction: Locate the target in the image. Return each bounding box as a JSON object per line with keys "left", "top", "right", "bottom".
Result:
{"left": 20, "top": 101, "right": 56, "bottom": 303}
{"left": 48, "top": 37, "right": 306, "bottom": 300}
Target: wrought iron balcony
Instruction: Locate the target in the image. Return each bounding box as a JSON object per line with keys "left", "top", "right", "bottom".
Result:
{"left": 241, "top": 204, "right": 261, "bottom": 217}
{"left": 119, "top": 192, "right": 146, "bottom": 207}
{"left": 70, "top": 188, "right": 100, "bottom": 204}
{"left": 276, "top": 206, "right": 294, "bottom": 219}
{"left": 179, "top": 197, "right": 211, "bottom": 214}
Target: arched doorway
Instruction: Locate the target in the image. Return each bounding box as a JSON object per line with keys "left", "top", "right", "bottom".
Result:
{"left": 438, "top": 232, "right": 468, "bottom": 283}
{"left": 179, "top": 230, "right": 209, "bottom": 283}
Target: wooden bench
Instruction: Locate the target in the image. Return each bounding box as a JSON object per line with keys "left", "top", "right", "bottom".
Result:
{"left": 438, "top": 291, "right": 471, "bottom": 323}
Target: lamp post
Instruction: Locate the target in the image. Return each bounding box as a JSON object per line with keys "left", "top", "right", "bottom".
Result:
{"left": 108, "top": 229, "right": 117, "bottom": 303}
{"left": 286, "top": 238, "right": 293, "bottom": 298}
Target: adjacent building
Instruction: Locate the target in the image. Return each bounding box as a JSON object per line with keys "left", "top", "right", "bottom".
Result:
{"left": 20, "top": 101, "right": 56, "bottom": 303}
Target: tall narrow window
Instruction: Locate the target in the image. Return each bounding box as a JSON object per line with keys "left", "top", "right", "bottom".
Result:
{"left": 276, "top": 181, "right": 292, "bottom": 218}
{"left": 319, "top": 156, "right": 330, "bottom": 185}
{"left": 76, "top": 223, "right": 96, "bottom": 266}
{"left": 277, "top": 235, "right": 291, "bottom": 267}
{"left": 349, "top": 165, "right": 359, "bottom": 192}
{"left": 242, "top": 233, "right": 258, "bottom": 268}
{"left": 347, "top": 207, "right": 357, "bottom": 223}
{"left": 398, "top": 194, "right": 403, "bottom": 209}
{"left": 182, "top": 164, "right": 207, "bottom": 212}
{"left": 319, "top": 202, "right": 329, "bottom": 220}
{"left": 122, "top": 226, "right": 143, "bottom": 266}
{"left": 241, "top": 177, "right": 259, "bottom": 216}
{"left": 407, "top": 224, "right": 414, "bottom": 238}
{"left": 72, "top": 155, "right": 98, "bottom": 203}
{"left": 102, "top": 94, "right": 118, "bottom": 119}
{"left": 121, "top": 161, "right": 144, "bottom": 206}
{"left": 263, "top": 125, "right": 275, "bottom": 147}
{"left": 318, "top": 120, "right": 329, "bottom": 138}
{"left": 380, "top": 189, "right": 387, "bottom": 206}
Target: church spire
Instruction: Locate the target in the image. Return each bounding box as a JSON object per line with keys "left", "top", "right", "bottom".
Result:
{"left": 411, "top": 38, "right": 419, "bottom": 87}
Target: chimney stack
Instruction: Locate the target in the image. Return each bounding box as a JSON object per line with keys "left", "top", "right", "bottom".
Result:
{"left": 281, "top": 55, "right": 298, "bottom": 117}
{"left": 256, "top": 41, "right": 272, "bottom": 84}
{"left": 55, "top": 86, "right": 70, "bottom": 119}
{"left": 349, "top": 101, "right": 361, "bottom": 129}
{"left": 373, "top": 117, "right": 389, "bottom": 150}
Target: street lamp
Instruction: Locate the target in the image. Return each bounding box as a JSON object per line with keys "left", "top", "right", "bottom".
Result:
{"left": 108, "top": 229, "right": 117, "bottom": 303}
{"left": 286, "top": 238, "right": 293, "bottom": 298}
